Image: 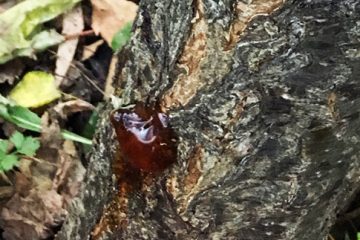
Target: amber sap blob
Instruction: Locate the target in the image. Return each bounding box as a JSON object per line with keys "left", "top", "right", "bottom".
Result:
{"left": 110, "top": 103, "right": 177, "bottom": 172}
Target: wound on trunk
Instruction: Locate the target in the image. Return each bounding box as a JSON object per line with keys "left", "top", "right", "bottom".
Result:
{"left": 110, "top": 102, "right": 177, "bottom": 172}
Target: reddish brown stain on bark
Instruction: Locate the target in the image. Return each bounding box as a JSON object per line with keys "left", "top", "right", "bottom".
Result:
{"left": 110, "top": 102, "right": 177, "bottom": 172}
{"left": 92, "top": 103, "right": 178, "bottom": 238}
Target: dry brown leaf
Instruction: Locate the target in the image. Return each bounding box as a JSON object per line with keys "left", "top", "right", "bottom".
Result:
{"left": 40, "top": 112, "right": 63, "bottom": 150}
{"left": 0, "top": 59, "right": 24, "bottom": 85}
{"left": 91, "top": 0, "right": 138, "bottom": 44}
{"left": 1, "top": 190, "right": 66, "bottom": 240}
{"left": 0, "top": 172, "right": 12, "bottom": 185}
{"left": 81, "top": 39, "right": 104, "bottom": 61}
{"left": 55, "top": 6, "right": 84, "bottom": 86}
{"left": 2, "top": 121, "right": 18, "bottom": 138}
{"left": 54, "top": 140, "right": 85, "bottom": 205}
{"left": 52, "top": 141, "right": 75, "bottom": 190}
{"left": 63, "top": 159, "right": 85, "bottom": 203}
{"left": 0, "top": 109, "right": 86, "bottom": 239}
{"left": 0, "top": 186, "right": 14, "bottom": 200}
{"left": 18, "top": 158, "right": 33, "bottom": 178}
{"left": 53, "top": 99, "right": 95, "bottom": 119}
{"left": 14, "top": 172, "right": 31, "bottom": 196}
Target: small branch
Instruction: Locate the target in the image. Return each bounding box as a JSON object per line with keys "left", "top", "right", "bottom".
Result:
{"left": 64, "top": 30, "right": 95, "bottom": 40}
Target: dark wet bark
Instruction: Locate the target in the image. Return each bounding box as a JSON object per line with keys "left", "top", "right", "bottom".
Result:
{"left": 57, "top": 0, "right": 360, "bottom": 239}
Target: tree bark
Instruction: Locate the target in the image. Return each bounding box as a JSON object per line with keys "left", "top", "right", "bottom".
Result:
{"left": 57, "top": 0, "right": 360, "bottom": 239}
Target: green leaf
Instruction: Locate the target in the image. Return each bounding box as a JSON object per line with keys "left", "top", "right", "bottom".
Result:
{"left": 82, "top": 105, "right": 102, "bottom": 152}
{"left": 0, "top": 97, "right": 92, "bottom": 145}
{"left": 9, "top": 71, "right": 61, "bottom": 108}
{"left": 0, "top": 140, "right": 9, "bottom": 153}
{"left": 82, "top": 106, "right": 102, "bottom": 139}
{"left": 0, "top": 103, "right": 41, "bottom": 132}
{"left": 61, "top": 130, "right": 92, "bottom": 145}
{"left": 17, "top": 136, "right": 40, "bottom": 157}
{"left": 111, "top": 22, "right": 132, "bottom": 51}
{"left": 7, "top": 105, "right": 42, "bottom": 132}
{"left": 0, "top": 0, "right": 81, "bottom": 64}
{"left": 10, "top": 131, "right": 25, "bottom": 150}
{"left": 0, "top": 154, "right": 19, "bottom": 171}
{"left": 0, "top": 103, "right": 12, "bottom": 122}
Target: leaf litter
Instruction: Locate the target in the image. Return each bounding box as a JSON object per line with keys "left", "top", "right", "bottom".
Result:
{"left": 55, "top": 5, "right": 84, "bottom": 86}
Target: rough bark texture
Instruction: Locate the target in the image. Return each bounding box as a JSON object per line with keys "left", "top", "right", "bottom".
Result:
{"left": 57, "top": 0, "right": 360, "bottom": 239}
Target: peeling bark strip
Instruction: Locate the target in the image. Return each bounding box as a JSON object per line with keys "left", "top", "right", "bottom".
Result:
{"left": 225, "top": 0, "right": 285, "bottom": 50}
{"left": 162, "top": 0, "right": 286, "bottom": 109}
{"left": 162, "top": 0, "right": 207, "bottom": 109}
{"left": 57, "top": 1, "right": 360, "bottom": 240}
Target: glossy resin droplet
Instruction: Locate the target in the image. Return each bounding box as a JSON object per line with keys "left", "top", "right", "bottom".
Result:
{"left": 110, "top": 102, "right": 177, "bottom": 172}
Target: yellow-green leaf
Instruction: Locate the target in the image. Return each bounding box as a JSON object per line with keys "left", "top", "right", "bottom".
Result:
{"left": 0, "top": 0, "right": 81, "bottom": 64}
{"left": 9, "top": 71, "right": 61, "bottom": 108}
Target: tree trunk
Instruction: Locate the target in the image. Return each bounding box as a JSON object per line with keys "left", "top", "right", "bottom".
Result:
{"left": 56, "top": 0, "right": 360, "bottom": 239}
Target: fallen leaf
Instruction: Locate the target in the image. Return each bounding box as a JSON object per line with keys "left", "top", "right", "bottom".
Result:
{"left": 0, "top": 110, "right": 85, "bottom": 239}
{"left": 1, "top": 190, "right": 66, "bottom": 240}
{"left": 40, "top": 111, "right": 62, "bottom": 150}
{"left": 14, "top": 171, "right": 31, "bottom": 196}
{"left": 91, "top": 0, "right": 137, "bottom": 44}
{"left": 9, "top": 71, "right": 61, "bottom": 108}
{"left": 18, "top": 158, "right": 33, "bottom": 179}
{"left": 0, "top": 186, "right": 14, "bottom": 200}
{"left": 81, "top": 39, "right": 104, "bottom": 61}
{"left": 55, "top": 5, "right": 84, "bottom": 86}
{"left": 0, "top": 0, "right": 81, "bottom": 64}
{"left": 52, "top": 141, "right": 76, "bottom": 190}
{"left": 53, "top": 99, "right": 95, "bottom": 119}
{"left": 0, "top": 172, "right": 12, "bottom": 185}
{"left": 62, "top": 154, "right": 85, "bottom": 202}
{"left": 0, "top": 59, "right": 24, "bottom": 85}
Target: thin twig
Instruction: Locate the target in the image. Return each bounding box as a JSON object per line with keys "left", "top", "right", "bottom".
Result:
{"left": 64, "top": 30, "right": 95, "bottom": 40}
{"left": 47, "top": 49, "right": 106, "bottom": 96}
{"left": 327, "top": 234, "right": 335, "bottom": 240}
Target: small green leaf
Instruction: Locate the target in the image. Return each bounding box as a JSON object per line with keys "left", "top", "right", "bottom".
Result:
{"left": 7, "top": 105, "right": 42, "bottom": 132}
{"left": 0, "top": 154, "right": 19, "bottom": 171}
{"left": 10, "top": 131, "right": 25, "bottom": 150}
{"left": 111, "top": 22, "right": 132, "bottom": 51}
{"left": 82, "top": 107, "right": 101, "bottom": 152}
{"left": 0, "top": 140, "right": 9, "bottom": 153}
{"left": 0, "top": 103, "right": 12, "bottom": 123}
{"left": 82, "top": 108, "right": 101, "bottom": 139}
{"left": 0, "top": 98, "right": 92, "bottom": 145}
{"left": 17, "top": 136, "right": 40, "bottom": 157}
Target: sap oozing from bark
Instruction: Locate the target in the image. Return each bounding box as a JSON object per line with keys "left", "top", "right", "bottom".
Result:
{"left": 110, "top": 102, "right": 177, "bottom": 172}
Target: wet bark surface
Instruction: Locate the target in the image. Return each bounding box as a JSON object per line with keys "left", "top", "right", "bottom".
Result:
{"left": 57, "top": 0, "right": 360, "bottom": 239}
